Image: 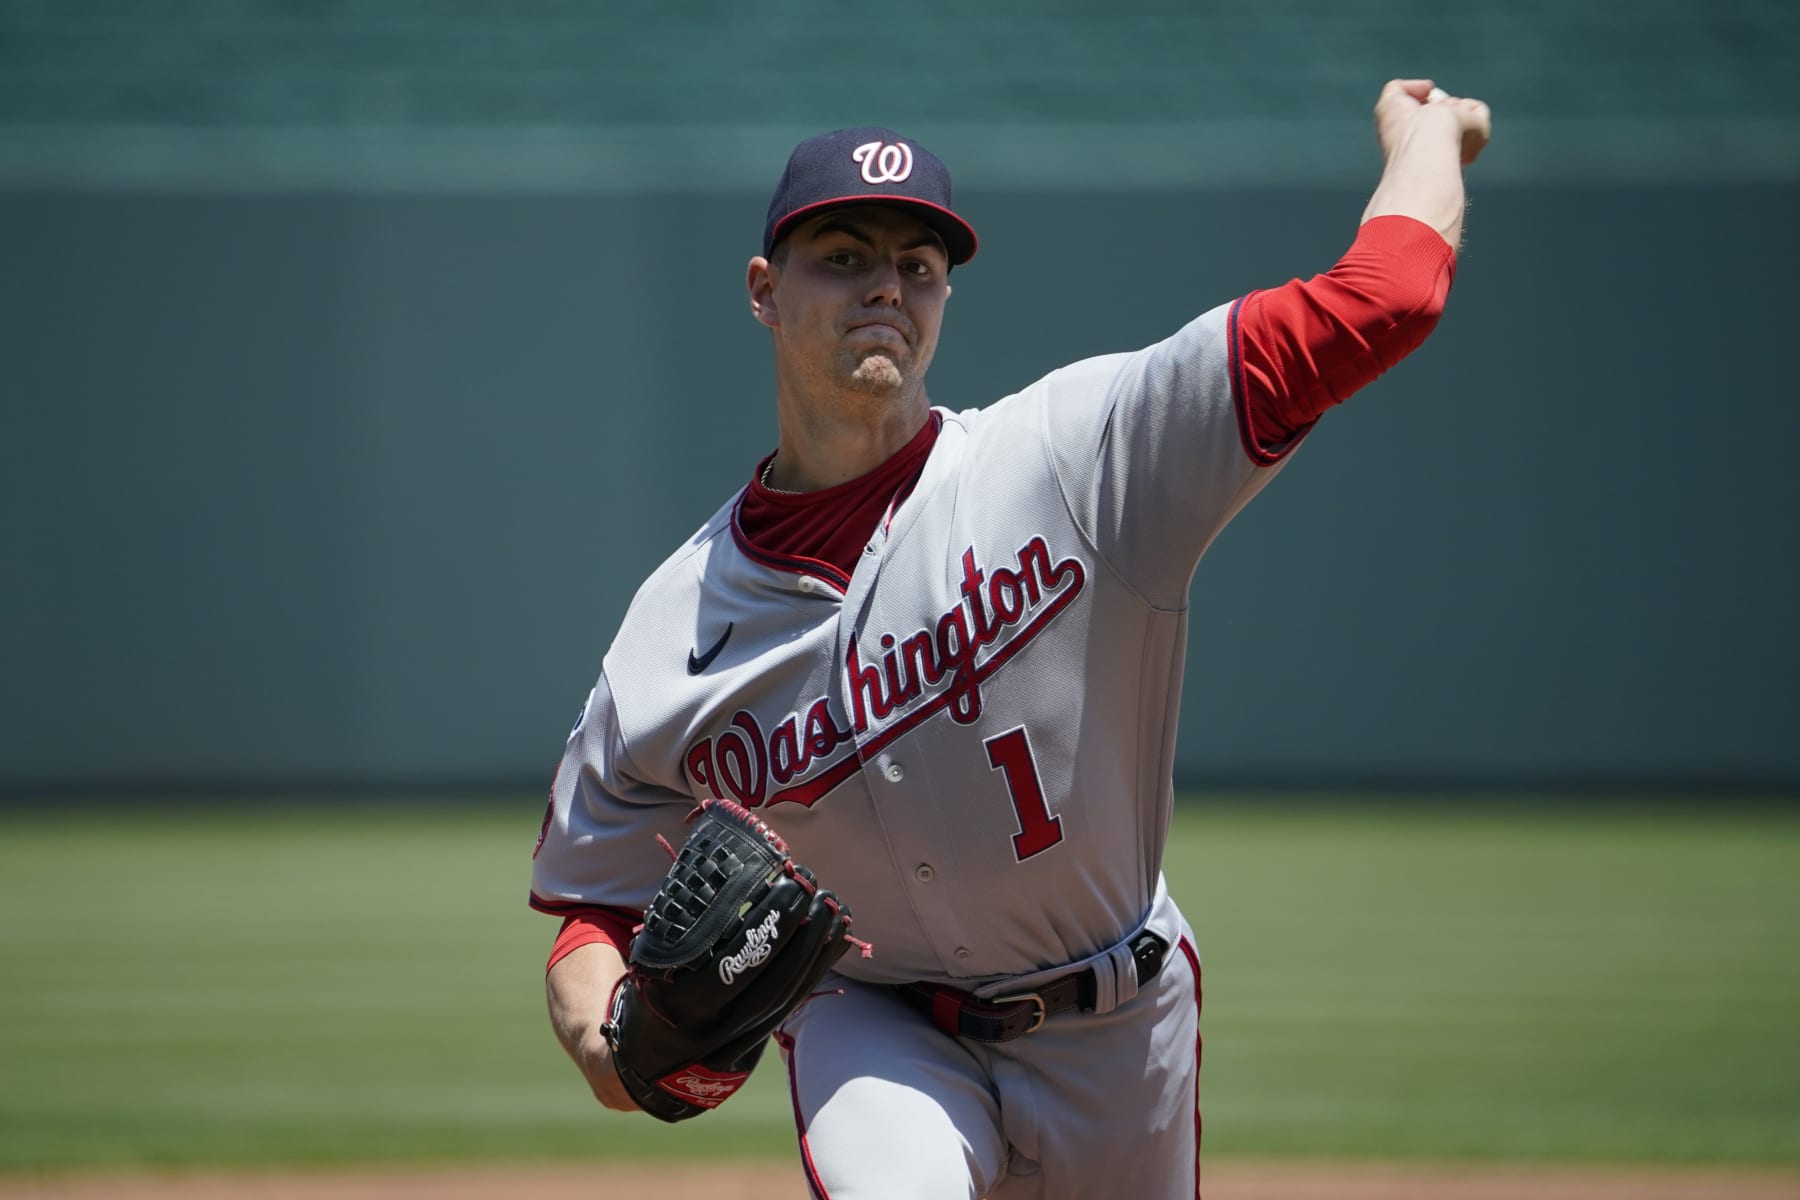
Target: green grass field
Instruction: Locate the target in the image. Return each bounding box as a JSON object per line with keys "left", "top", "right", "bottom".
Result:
{"left": 1, "top": 799, "right": 1796, "bottom": 1171}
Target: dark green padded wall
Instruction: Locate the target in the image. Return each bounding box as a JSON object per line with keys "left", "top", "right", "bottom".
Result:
{"left": 3, "top": 183, "right": 1795, "bottom": 790}
{"left": 4, "top": 1, "right": 1795, "bottom": 789}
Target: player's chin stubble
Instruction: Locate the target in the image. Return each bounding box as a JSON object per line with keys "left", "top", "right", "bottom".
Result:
{"left": 849, "top": 352, "right": 905, "bottom": 393}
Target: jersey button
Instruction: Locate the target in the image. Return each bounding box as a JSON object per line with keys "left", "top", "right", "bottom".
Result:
{"left": 954, "top": 947, "right": 973, "bottom": 962}
{"left": 914, "top": 863, "right": 934, "bottom": 882}
{"left": 884, "top": 762, "right": 905, "bottom": 783}
{"left": 798, "top": 576, "right": 817, "bottom": 594}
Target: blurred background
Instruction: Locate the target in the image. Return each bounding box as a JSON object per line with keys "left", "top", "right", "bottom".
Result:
{"left": 4, "top": 0, "right": 1797, "bottom": 795}
{"left": 1, "top": 0, "right": 1797, "bottom": 1190}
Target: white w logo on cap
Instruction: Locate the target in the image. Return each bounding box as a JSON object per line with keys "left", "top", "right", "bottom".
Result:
{"left": 852, "top": 141, "right": 914, "bottom": 185}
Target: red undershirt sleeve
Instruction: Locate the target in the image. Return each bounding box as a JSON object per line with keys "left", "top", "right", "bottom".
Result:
{"left": 1234, "top": 214, "right": 1457, "bottom": 462}
{"left": 546, "top": 905, "right": 642, "bottom": 973}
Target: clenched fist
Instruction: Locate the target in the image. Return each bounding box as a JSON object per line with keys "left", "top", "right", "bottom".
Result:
{"left": 1375, "top": 78, "right": 1492, "bottom": 166}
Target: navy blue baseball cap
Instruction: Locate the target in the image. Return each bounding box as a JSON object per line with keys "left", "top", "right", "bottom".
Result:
{"left": 763, "top": 127, "right": 978, "bottom": 266}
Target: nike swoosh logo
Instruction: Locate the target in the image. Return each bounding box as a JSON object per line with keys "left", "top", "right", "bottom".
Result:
{"left": 687, "top": 623, "right": 734, "bottom": 675}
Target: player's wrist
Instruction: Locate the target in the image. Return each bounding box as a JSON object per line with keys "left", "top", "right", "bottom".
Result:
{"left": 582, "top": 1028, "right": 641, "bottom": 1112}
{"left": 585, "top": 973, "right": 641, "bottom": 1112}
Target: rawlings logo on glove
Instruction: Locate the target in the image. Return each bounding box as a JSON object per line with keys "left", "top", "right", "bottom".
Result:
{"left": 602, "top": 798, "right": 869, "bottom": 1122}
{"left": 719, "top": 909, "right": 785, "bottom": 985}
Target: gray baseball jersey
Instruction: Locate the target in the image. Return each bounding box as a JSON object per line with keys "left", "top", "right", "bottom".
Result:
{"left": 533, "top": 297, "right": 1278, "bottom": 976}
{"left": 532, "top": 297, "right": 1285, "bottom": 1197}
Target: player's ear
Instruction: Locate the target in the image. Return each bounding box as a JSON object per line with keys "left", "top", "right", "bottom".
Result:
{"left": 747, "top": 256, "right": 779, "bottom": 329}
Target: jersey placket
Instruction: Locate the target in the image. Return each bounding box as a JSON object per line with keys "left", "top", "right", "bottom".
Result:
{"left": 825, "top": 429, "right": 994, "bottom": 978}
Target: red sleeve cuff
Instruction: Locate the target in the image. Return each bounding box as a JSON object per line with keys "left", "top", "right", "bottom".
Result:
{"left": 1233, "top": 214, "right": 1455, "bottom": 460}
{"left": 546, "top": 905, "right": 641, "bottom": 973}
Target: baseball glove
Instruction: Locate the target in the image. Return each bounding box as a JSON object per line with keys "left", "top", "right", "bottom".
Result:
{"left": 603, "top": 798, "right": 864, "bottom": 1122}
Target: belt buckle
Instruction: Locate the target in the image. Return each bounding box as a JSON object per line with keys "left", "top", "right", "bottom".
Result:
{"left": 988, "top": 991, "right": 1047, "bottom": 1036}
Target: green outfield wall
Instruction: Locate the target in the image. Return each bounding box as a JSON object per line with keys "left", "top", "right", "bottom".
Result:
{"left": 3, "top": 181, "right": 1795, "bottom": 791}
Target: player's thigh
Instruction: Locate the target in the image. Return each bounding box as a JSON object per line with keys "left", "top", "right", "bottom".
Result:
{"left": 778, "top": 978, "right": 1007, "bottom": 1200}
{"left": 990, "top": 935, "right": 1203, "bottom": 1200}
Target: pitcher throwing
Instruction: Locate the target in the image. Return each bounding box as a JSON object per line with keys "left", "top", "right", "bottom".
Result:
{"left": 531, "top": 79, "right": 1492, "bottom": 1198}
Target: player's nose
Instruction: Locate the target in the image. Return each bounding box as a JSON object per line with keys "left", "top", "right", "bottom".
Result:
{"left": 863, "top": 261, "right": 904, "bottom": 307}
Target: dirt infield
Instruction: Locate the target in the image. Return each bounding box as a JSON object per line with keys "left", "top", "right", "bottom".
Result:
{"left": 3, "top": 1162, "right": 1798, "bottom": 1200}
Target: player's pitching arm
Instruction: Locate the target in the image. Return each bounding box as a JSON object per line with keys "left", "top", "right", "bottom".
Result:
{"left": 1211, "top": 78, "right": 1492, "bottom": 464}
{"left": 547, "top": 941, "right": 640, "bottom": 1112}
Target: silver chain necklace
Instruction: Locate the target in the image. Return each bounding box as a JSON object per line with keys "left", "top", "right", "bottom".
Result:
{"left": 760, "top": 457, "right": 800, "bottom": 495}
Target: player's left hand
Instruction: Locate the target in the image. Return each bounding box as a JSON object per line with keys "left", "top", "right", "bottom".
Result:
{"left": 602, "top": 798, "right": 865, "bottom": 1122}
{"left": 1374, "top": 78, "right": 1493, "bottom": 166}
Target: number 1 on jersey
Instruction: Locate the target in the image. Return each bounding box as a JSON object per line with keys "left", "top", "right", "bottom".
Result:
{"left": 985, "top": 727, "right": 1064, "bottom": 861}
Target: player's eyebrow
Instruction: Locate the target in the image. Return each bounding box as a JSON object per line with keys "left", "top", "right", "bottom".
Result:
{"left": 903, "top": 231, "right": 949, "bottom": 257}
{"left": 812, "top": 217, "right": 946, "bottom": 258}
{"left": 810, "top": 217, "right": 874, "bottom": 246}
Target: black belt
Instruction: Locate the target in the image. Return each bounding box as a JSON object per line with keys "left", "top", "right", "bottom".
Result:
{"left": 896, "top": 932, "right": 1168, "bottom": 1044}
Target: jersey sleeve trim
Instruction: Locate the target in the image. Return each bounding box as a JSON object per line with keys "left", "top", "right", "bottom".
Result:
{"left": 1229, "top": 292, "right": 1314, "bottom": 467}
{"left": 530, "top": 893, "right": 642, "bottom": 920}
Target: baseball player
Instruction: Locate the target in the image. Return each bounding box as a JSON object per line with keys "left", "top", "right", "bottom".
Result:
{"left": 531, "top": 79, "right": 1492, "bottom": 1198}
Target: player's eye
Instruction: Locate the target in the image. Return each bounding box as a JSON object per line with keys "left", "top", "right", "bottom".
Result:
{"left": 824, "top": 251, "right": 859, "bottom": 267}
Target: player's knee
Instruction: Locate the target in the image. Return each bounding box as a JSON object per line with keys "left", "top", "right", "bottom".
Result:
{"left": 803, "top": 1077, "right": 996, "bottom": 1200}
